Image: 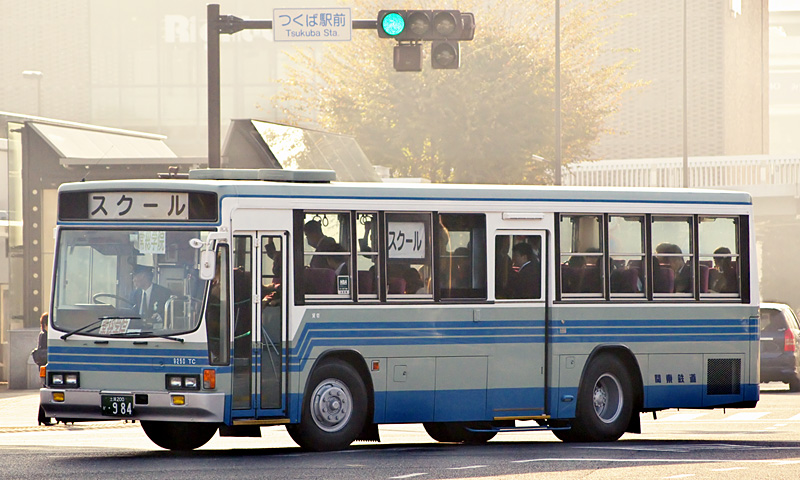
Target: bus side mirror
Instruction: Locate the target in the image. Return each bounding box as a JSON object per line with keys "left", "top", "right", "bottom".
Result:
{"left": 199, "top": 250, "right": 216, "bottom": 280}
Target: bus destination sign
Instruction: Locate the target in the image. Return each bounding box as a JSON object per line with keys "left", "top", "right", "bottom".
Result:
{"left": 89, "top": 192, "right": 189, "bottom": 221}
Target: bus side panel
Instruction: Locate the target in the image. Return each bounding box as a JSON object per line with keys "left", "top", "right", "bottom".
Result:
{"left": 549, "top": 303, "right": 758, "bottom": 418}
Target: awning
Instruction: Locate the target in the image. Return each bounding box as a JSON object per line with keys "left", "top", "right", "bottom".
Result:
{"left": 28, "top": 122, "right": 194, "bottom": 166}
{"left": 222, "top": 119, "right": 381, "bottom": 182}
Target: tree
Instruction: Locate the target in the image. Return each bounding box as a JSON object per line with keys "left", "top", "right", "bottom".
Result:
{"left": 270, "top": 0, "right": 637, "bottom": 184}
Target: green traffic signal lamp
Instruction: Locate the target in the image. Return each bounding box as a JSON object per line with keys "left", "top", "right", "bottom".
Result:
{"left": 380, "top": 11, "right": 405, "bottom": 37}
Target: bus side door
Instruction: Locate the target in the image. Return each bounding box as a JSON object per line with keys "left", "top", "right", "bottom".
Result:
{"left": 490, "top": 230, "right": 547, "bottom": 420}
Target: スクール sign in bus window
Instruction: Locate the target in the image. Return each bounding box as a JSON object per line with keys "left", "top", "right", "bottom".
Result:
{"left": 387, "top": 222, "right": 425, "bottom": 259}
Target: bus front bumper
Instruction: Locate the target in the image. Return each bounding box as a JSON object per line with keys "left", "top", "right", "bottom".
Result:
{"left": 40, "top": 388, "right": 225, "bottom": 423}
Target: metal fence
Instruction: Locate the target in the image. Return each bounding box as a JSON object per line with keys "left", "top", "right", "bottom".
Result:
{"left": 562, "top": 155, "right": 800, "bottom": 189}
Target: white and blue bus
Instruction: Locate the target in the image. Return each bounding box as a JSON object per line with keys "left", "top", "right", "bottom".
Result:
{"left": 41, "top": 168, "right": 759, "bottom": 451}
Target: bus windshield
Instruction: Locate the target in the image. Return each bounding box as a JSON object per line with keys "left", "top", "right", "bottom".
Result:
{"left": 52, "top": 229, "right": 209, "bottom": 338}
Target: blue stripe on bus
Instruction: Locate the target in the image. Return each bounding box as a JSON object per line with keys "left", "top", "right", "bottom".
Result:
{"left": 49, "top": 346, "right": 208, "bottom": 357}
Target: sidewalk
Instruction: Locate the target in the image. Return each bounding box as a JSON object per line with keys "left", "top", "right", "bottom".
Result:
{"left": 0, "top": 382, "right": 43, "bottom": 428}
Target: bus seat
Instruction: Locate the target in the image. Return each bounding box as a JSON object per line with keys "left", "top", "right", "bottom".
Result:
{"left": 610, "top": 268, "right": 640, "bottom": 293}
{"left": 358, "top": 270, "right": 374, "bottom": 294}
{"left": 388, "top": 277, "right": 406, "bottom": 294}
{"left": 654, "top": 266, "right": 675, "bottom": 293}
{"left": 699, "top": 264, "right": 710, "bottom": 293}
{"left": 304, "top": 268, "right": 336, "bottom": 294}
{"left": 579, "top": 265, "right": 603, "bottom": 293}
{"left": 560, "top": 265, "right": 581, "bottom": 293}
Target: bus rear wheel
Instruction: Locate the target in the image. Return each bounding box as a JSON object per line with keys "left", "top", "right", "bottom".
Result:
{"left": 423, "top": 422, "right": 497, "bottom": 444}
{"left": 559, "top": 353, "right": 634, "bottom": 442}
{"left": 141, "top": 421, "right": 218, "bottom": 451}
{"left": 287, "top": 360, "right": 368, "bottom": 452}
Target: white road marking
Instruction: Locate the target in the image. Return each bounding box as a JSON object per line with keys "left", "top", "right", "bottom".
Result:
{"left": 789, "top": 413, "right": 800, "bottom": 421}
{"left": 390, "top": 474, "right": 427, "bottom": 479}
{"left": 725, "top": 412, "right": 769, "bottom": 421}
{"left": 447, "top": 465, "right": 487, "bottom": 470}
{"left": 660, "top": 413, "right": 709, "bottom": 421}
{"left": 663, "top": 475, "right": 695, "bottom": 479}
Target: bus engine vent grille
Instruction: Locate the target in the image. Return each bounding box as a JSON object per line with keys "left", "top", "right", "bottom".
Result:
{"left": 706, "top": 358, "right": 741, "bottom": 395}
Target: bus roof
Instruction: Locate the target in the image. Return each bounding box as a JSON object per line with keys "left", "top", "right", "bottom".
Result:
{"left": 57, "top": 176, "right": 753, "bottom": 206}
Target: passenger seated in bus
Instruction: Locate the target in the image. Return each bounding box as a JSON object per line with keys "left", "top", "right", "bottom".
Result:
{"left": 402, "top": 267, "right": 427, "bottom": 294}
{"left": 655, "top": 243, "right": 692, "bottom": 293}
{"left": 509, "top": 242, "right": 541, "bottom": 299}
{"left": 709, "top": 246, "right": 737, "bottom": 293}
{"left": 304, "top": 219, "right": 337, "bottom": 268}
{"left": 323, "top": 243, "right": 349, "bottom": 277}
{"left": 495, "top": 236, "right": 513, "bottom": 299}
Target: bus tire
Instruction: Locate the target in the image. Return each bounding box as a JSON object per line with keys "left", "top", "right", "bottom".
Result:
{"left": 288, "top": 360, "right": 367, "bottom": 452}
{"left": 141, "top": 421, "right": 218, "bottom": 451}
{"left": 568, "top": 353, "right": 634, "bottom": 442}
{"left": 423, "top": 422, "right": 497, "bottom": 444}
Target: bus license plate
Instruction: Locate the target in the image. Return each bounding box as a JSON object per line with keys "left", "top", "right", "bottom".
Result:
{"left": 101, "top": 395, "right": 133, "bottom": 417}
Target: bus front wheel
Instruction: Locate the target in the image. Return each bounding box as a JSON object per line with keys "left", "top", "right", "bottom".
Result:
{"left": 141, "top": 421, "right": 218, "bottom": 451}
{"left": 287, "top": 360, "right": 368, "bottom": 451}
{"left": 560, "top": 353, "right": 634, "bottom": 442}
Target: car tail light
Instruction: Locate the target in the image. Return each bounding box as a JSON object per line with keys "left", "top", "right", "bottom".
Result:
{"left": 785, "top": 329, "right": 796, "bottom": 352}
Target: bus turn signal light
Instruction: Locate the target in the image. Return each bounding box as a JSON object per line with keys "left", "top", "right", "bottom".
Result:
{"left": 203, "top": 369, "right": 216, "bottom": 389}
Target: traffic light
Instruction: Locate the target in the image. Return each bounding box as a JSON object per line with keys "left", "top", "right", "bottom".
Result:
{"left": 378, "top": 10, "right": 475, "bottom": 71}
{"left": 378, "top": 10, "right": 466, "bottom": 41}
{"left": 431, "top": 41, "right": 459, "bottom": 69}
{"left": 394, "top": 44, "right": 422, "bottom": 72}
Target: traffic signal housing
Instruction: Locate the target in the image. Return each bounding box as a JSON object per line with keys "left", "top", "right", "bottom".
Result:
{"left": 378, "top": 10, "right": 467, "bottom": 41}
{"left": 431, "top": 41, "right": 459, "bottom": 69}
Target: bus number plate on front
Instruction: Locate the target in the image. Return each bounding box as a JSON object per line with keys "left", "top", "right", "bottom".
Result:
{"left": 101, "top": 395, "right": 133, "bottom": 417}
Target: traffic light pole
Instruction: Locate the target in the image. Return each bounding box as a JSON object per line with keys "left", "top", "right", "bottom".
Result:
{"left": 206, "top": 4, "right": 377, "bottom": 168}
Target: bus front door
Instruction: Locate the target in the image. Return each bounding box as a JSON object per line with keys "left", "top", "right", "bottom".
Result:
{"left": 231, "top": 232, "right": 288, "bottom": 419}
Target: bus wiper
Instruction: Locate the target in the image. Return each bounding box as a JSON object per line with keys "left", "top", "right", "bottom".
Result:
{"left": 110, "top": 331, "right": 185, "bottom": 343}
{"left": 146, "top": 333, "right": 185, "bottom": 343}
{"left": 60, "top": 318, "right": 105, "bottom": 340}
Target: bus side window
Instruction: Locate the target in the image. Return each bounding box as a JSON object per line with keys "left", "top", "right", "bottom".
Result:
{"left": 652, "top": 216, "right": 694, "bottom": 296}
{"left": 386, "top": 212, "right": 433, "bottom": 298}
{"left": 437, "top": 213, "right": 486, "bottom": 299}
{"left": 699, "top": 216, "right": 740, "bottom": 297}
{"left": 609, "top": 215, "right": 646, "bottom": 297}
{"left": 301, "top": 212, "right": 352, "bottom": 300}
{"left": 559, "top": 215, "right": 604, "bottom": 298}
{"left": 356, "top": 212, "right": 379, "bottom": 300}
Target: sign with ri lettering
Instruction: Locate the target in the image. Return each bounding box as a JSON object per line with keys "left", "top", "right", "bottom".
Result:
{"left": 273, "top": 8, "right": 351, "bottom": 42}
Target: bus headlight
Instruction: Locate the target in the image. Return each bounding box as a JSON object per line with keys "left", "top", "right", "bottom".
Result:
{"left": 49, "top": 372, "right": 79, "bottom": 388}
{"left": 165, "top": 374, "right": 200, "bottom": 391}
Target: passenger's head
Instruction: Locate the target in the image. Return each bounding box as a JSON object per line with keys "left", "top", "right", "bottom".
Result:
{"left": 655, "top": 243, "right": 684, "bottom": 271}
{"left": 303, "top": 220, "right": 324, "bottom": 245}
{"left": 40, "top": 312, "right": 49, "bottom": 331}
{"left": 713, "top": 246, "right": 732, "bottom": 270}
{"left": 512, "top": 242, "right": 534, "bottom": 267}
